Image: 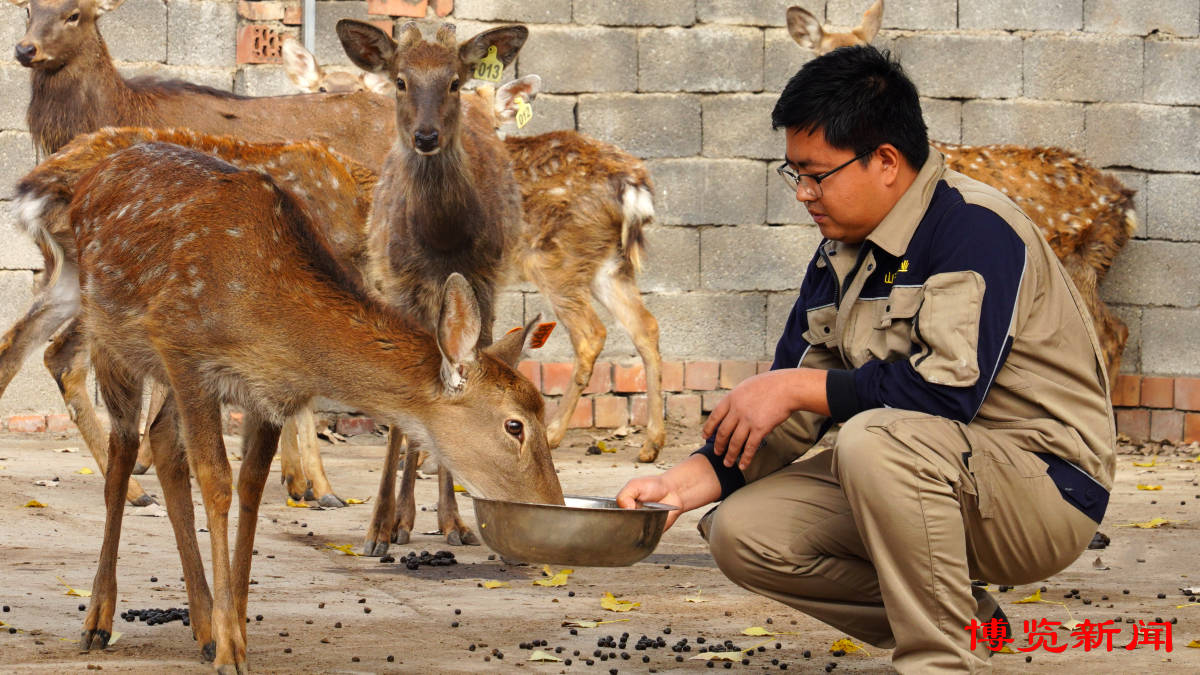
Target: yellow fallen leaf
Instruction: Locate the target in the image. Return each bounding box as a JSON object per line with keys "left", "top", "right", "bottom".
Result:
{"left": 482, "top": 581, "right": 509, "bottom": 589}
{"left": 453, "top": 484, "right": 466, "bottom": 493}
{"left": 324, "top": 543, "right": 361, "bottom": 557}
{"left": 532, "top": 565, "right": 573, "bottom": 587}
{"left": 601, "top": 592, "right": 639, "bottom": 612}
{"left": 830, "top": 637, "right": 870, "bottom": 656}
{"left": 1184, "top": 455, "right": 1200, "bottom": 463}
{"left": 107, "top": 631, "right": 121, "bottom": 645}
{"left": 1187, "top": 639, "right": 1200, "bottom": 648}
{"left": 285, "top": 498, "right": 309, "bottom": 508}
{"left": 996, "top": 645, "right": 1018, "bottom": 654}
{"left": 528, "top": 649, "right": 561, "bottom": 662}
{"left": 1015, "top": 589, "right": 1044, "bottom": 603}
{"left": 56, "top": 576, "right": 90, "bottom": 598}
{"left": 685, "top": 588, "right": 708, "bottom": 603}
{"left": 1177, "top": 603, "right": 1200, "bottom": 609}
{"left": 1116, "top": 518, "right": 1183, "bottom": 529}
{"left": 598, "top": 440, "right": 617, "bottom": 453}
{"left": 743, "top": 627, "right": 775, "bottom": 636}
{"left": 1137, "top": 484, "right": 1163, "bottom": 491}
{"left": 561, "top": 618, "right": 630, "bottom": 629}
{"left": 345, "top": 498, "right": 366, "bottom": 505}
{"left": 24, "top": 500, "right": 46, "bottom": 508}
{"left": 76, "top": 467, "right": 93, "bottom": 475}
{"left": 1061, "top": 620, "right": 1083, "bottom": 630}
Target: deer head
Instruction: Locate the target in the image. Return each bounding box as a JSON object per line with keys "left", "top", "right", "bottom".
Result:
{"left": 10, "top": 0, "right": 123, "bottom": 69}
{"left": 281, "top": 34, "right": 391, "bottom": 95}
{"left": 787, "top": 0, "right": 883, "bottom": 54}
{"left": 336, "top": 19, "right": 527, "bottom": 155}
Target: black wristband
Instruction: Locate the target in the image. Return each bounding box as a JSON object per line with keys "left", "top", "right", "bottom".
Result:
{"left": 825, "top": 368, "right": 863, "bottom": 423}
{"left": 691, "top": 439, "right": 747, "bottom": 501}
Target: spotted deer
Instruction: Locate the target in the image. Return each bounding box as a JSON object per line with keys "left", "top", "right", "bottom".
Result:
{"left": 18, "top": 139, "right": 562, "bottom": 671}
{"left": 284, "top": 45, "right": 668, "bottom": 466}
{"left": 3, "top": 0, "right": 400, "bottom": 506}
{"left": 787, "top": 0, "right": 1137, "bottom": 385}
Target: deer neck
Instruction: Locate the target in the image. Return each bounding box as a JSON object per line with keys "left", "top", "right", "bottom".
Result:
{"left": 396, "top": 141, "right": 485, "bottom": 253}
{"left": 28, "top": 35, "right": 141, "bottom": 156}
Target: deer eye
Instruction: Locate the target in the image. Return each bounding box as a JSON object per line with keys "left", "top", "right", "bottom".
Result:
{"left": 449, "top": 78, "right": 460, "bottom": 92}
{"left": 504, "top": 419, "right": 524, "bottom": 442}
{"left": 395, "top": 78, "right": 407, "bottom": 91}
{"left": 66, "top": 11, "right": 81, "bottom": 23}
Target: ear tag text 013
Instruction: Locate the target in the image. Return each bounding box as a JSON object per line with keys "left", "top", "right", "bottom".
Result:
{"left": 514, "top": 95, "right": 534, "bottom": 129}
{"left": 474, "top": 45, "right": 503, "bottom": 83}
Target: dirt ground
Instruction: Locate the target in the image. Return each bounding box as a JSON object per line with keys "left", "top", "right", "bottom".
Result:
{"left": 0, "top": 425, "right": 1197, "bottom": 673}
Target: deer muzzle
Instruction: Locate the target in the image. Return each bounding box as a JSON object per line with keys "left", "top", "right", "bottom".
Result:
{"left": 413, "top": 129, "right": 440, "bottom": 155}
{"left": 15, "top": 42, "right": 38, "bottom": 67}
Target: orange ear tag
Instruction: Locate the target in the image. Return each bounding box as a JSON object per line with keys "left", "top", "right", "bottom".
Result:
{"left": 529, "top": 322, "right": 556, "bottom": 349}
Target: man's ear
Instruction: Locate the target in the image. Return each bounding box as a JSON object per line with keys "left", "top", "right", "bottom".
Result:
{"left": 876, "top": 143, "right": 904, "bottom": 186}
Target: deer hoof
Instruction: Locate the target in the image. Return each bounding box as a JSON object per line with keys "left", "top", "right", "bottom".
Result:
{"left": 81, "top": 628, "right": 110, "bottom": 651}
{"left": 318, "top": 494, "right": 347, "bottom": 508}
{"left": 637, "top": 443, "right": 662, "bottom": 463}
{"left": 128, "top": 493, "right": 157, "bottom": 507}
{"left": 361, "top": 539, "right": 390, "bottom": 557}
{"left": 201, "top": 641, "right": 217, "bottom": 662}
{"left": 131, "top": 462, "right": 151, "bottom": 475}
{"left": 391, "top": 528, "right": 412, "bottom": 546}
{"left": 446, "top": 528, "right": 480, "bottom": 546}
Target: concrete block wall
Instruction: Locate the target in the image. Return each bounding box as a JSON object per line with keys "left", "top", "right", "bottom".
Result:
{"left": 1, "top": 1, "right": 1198, "bottom": 435}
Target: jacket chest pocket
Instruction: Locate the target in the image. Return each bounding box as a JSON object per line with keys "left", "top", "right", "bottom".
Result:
{"left": 801, "top": 304, "right": 838, "bottom": 350}
{"left": 862, "top": 286, "right": 923, "bottom": 363}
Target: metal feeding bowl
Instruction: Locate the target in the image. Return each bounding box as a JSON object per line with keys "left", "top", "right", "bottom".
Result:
{"left": 471, "top": 495, "right": 677, "bottom": 567}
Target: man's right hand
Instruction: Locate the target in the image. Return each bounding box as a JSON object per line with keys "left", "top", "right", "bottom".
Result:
{"left": 616, "top": 475, "right": 685, "bottom": 529}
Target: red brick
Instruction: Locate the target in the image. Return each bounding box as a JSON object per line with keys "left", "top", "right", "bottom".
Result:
{"left": 567, "top": 397, "right": 593, "bottom": 429}
{"left": 719, "top": 361, "right": 757, "bottom": 389}
{"left": 1140, "top": 376, "right": 1174, "bottom": 409}
{"left": 630, "top": 395, "right": 648, "bottom": 426}
{"left": 283, "top": 4, "right": 302, "bottom": 24}
{"left": 1149, "top": 409, "right": 1184, "bottom": 443}
{"left": 45, "top": 414, "right": 75, "bottom": 433}
{"left": 592, "top": 396, "right": 628, "bottom": 429}
{"left": 667, "top": 394, "right": 702, "bottom": 427}
{"left": 1111, "top": 374, "right": 1141, "bottom": 407}
{"left": 1115, "top": 408, "right": 1149, "bottom": 442}
{"left": 238, "top": 0, "right": 285, "bottom": 21}
{"left": 7, "top": 415, "right": 46, "bottom": 433}
{"left": 1185, "top": 413, "right": 1200, "bottom": 444}
{"left": 432, "top": 0, "right": 453, "bottom": 16}
{"left": 662, "top": 361, "right": 684, "bottom": 392}
{"left": 1175, "top": 377, "right": 1200, "bottom": 412}
{"left": 367, "top": 0, "right": 427, "bottom": 17}
{"left": 336, "top": 415, "right": 376, "bottom": 437}
{"left": 701, "top": 391, "right": 727, "bottom": 413}
{"left": 685, "top": 361, "right": 719, "bottom": 391}
{"left": 757, "top": 360, "right": 773, "bottom": 374}
{"left": 236, "top": 25, "right": 284, "bottom": 65}
{"left": 614, "top": 363, "right": 646, "bottom": 393}
{"left": 541, "top": 362, "right": 573, "bottom": 396}
{"left": 516, "top": 360, "right": 541, "bottom": 390}
{"left": 583, "top": 362, "right": 613, "bottom": 395}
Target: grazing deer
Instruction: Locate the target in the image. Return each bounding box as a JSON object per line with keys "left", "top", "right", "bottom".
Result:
{"left": 786, "top": 0, "right": 1137, "bottom": 385}
{"left": 22, "top": 140, "right": 562, "bottom": 671}
{"left": 283, "top": 46, "right": 668, "bottom": 464}
{"left": 337, "top": 19, "right": 529, "bottom": 555}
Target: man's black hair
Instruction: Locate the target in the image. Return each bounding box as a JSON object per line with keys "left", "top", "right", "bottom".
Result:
{"left": 772, "top": 45, "right": 929, "bottom": 170}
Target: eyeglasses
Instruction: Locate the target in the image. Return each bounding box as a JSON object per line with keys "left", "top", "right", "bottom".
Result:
{"left": 776, "top": 147, "right": 877, "bottom": 199}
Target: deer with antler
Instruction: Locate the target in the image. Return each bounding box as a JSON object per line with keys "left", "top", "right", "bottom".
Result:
{"left": 16, "top": 135, "right": 561, "bottom": 671}
{"left": 786, "top": 0, "right": 1137, "bottom": 385}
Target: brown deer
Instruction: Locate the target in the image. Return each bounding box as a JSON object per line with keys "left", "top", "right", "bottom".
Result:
{"left": 787, "top": 0, "right": 1136, "bottom": 385}
{"left": 22, "top": 139, "right": 562, "bottom": 671}
{"left": 336, "top": 19, "right": 529, "bottom": 554}
{"left": 283, "top": 45, "right": 668, "bottom": 465}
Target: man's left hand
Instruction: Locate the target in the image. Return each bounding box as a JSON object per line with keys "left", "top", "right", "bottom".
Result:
{"left": 702, "top": 368, "right": 829, "bottom": 470}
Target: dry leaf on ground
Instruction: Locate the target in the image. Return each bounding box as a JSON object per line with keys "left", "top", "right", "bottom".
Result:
{"left": 324, "top": 543, "right": 360, "bottom": 557}
{"left": 482, "top": 581, "right": 509, "bottom": 589}
{"left": 533, "top": 565, "right": 573, "bottom": 587}
{"left": 601, "top": 592, "right": 639, "bottom": 612}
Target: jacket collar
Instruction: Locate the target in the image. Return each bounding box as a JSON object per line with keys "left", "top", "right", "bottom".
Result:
{"left": 864, "top": 149, "right": 945, "bottom": 258}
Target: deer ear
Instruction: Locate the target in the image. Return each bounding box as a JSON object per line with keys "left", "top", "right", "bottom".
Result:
{"left": 460, "top": 25, "right": 528, "bottom": 70}
{"left": 436, "top": 273, "right": 481, "bottom": 391}
{"left": 362, "top": 71, "right": 392, "bottom": 95}
{"left": 95, "top": 0, "right": 126, "bottom": 14}
{"left": 853, "top": 0, "right": 884, "bottom": 43}
{"left": 786, "top": 6, "right": 824, "bottom": 51}
{"left": 494, "top": 74, "right": 541, "bottom": 124}
{"left": 485, "top": 314, "right": 541, "bottom": 370}
{"left": 336, "top": 19, "right": 397, "bottom": 75}
{"left": 281, "top": 37, "right": 322, "bottom": 92}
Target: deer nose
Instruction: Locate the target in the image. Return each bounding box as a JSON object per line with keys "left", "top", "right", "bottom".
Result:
{"left": 413, "top": 129, "right": 439, "bottom": 153}
{"left": 15, "top": 43, "right": 37, "bottom": 66}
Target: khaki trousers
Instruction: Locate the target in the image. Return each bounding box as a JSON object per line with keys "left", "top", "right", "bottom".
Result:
{"left": 704, "top": 408, "right": 1097, "bottom": 673}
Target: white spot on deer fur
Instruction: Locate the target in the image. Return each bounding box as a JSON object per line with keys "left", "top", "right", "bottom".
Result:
{"left": 190, "top": 279, "right": 205, "bottom": 297}
{"left": 547, "top": 187, "right": 567, "bottom": 196}
{"left": 591, "top": 256, "right": 623, "bottom": 308}
{"left": 227, "top": 280, "right": 245, "bottom": 293}
{"left": 226, "top": 228, "right": 243, "bottom": 238}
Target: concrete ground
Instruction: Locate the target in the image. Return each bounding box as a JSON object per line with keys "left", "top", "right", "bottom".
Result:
{"left": 0, "top": 426, "right": 1197, "bottom": 673}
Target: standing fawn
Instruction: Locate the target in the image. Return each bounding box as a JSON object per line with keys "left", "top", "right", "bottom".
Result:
{"left": 787, "top": 0, "right": 1137, "bottom": 385}
{"left": 28, "top": 140, "right": 562, "bottom": 672}
{"left": 337, "top": 19, "right": 527, "bottom": 554}
{"left": 284, "top": 43, "right": 668, "bottom": 464}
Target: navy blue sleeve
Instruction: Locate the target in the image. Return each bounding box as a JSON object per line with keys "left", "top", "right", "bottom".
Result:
{"left": 771, "top": 248, "right": 825, "bottom": 371}
{"left": 838, "top": 204, "right": 1026, "bottom": 424}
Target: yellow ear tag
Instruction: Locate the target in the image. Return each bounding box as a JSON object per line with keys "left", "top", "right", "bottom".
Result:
{"left": 514, "top": 95, "right": 534, "bottom": 129}
{"left": 474, "top": 45, "right": 504, "bottom": 83}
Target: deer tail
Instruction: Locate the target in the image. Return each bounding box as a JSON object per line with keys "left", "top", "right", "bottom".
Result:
{"left": 13, "top": 186, "right": 66, "bottom": 291}
{"left": 619, "top": 180, "right": 654, "bottom": 277}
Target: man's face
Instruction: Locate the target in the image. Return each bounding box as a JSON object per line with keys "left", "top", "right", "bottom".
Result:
{"left": 783, "top": 127, "right": 882, "bottom": 244}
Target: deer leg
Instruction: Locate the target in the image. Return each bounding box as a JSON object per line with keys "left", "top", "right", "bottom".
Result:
{"left": 45, "top": 319, "right": 155, "bottom": 506}
{"left": 232, "top": 413, "right": 281, "bottom": 645}
{"left": 277, "top": 414, "right": 309, "bottom": 501}
{"left": 539, "top": 290, "right": 606, "bottom": 449}
{"left": 146, "top": 389, "right": 215, "bottom": 660}
{"left": 80, "top": 358, "right": 143, "bottom": 651}
{"left": 391, "top": 439, "right": 420, "bottom": 546}
{"left": 296, "top": 405, "right": 344, "bottom": 507}
{"left": 0, "top": 288, "right": 67, "bottom": 398}
{"left": 594, "top": 268, "right": 665, "bottom": 462}
{"left": 132, "top": 383, "right": 167, "bottom": 474}
{"left": 436, "top": 468, "right": 479, "bottom": 546}
{"left": 174, "top": 388, "right": 245, "bottom": 674}
{"left": 362, "top": 429, "right": 404, "bottom": 556}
